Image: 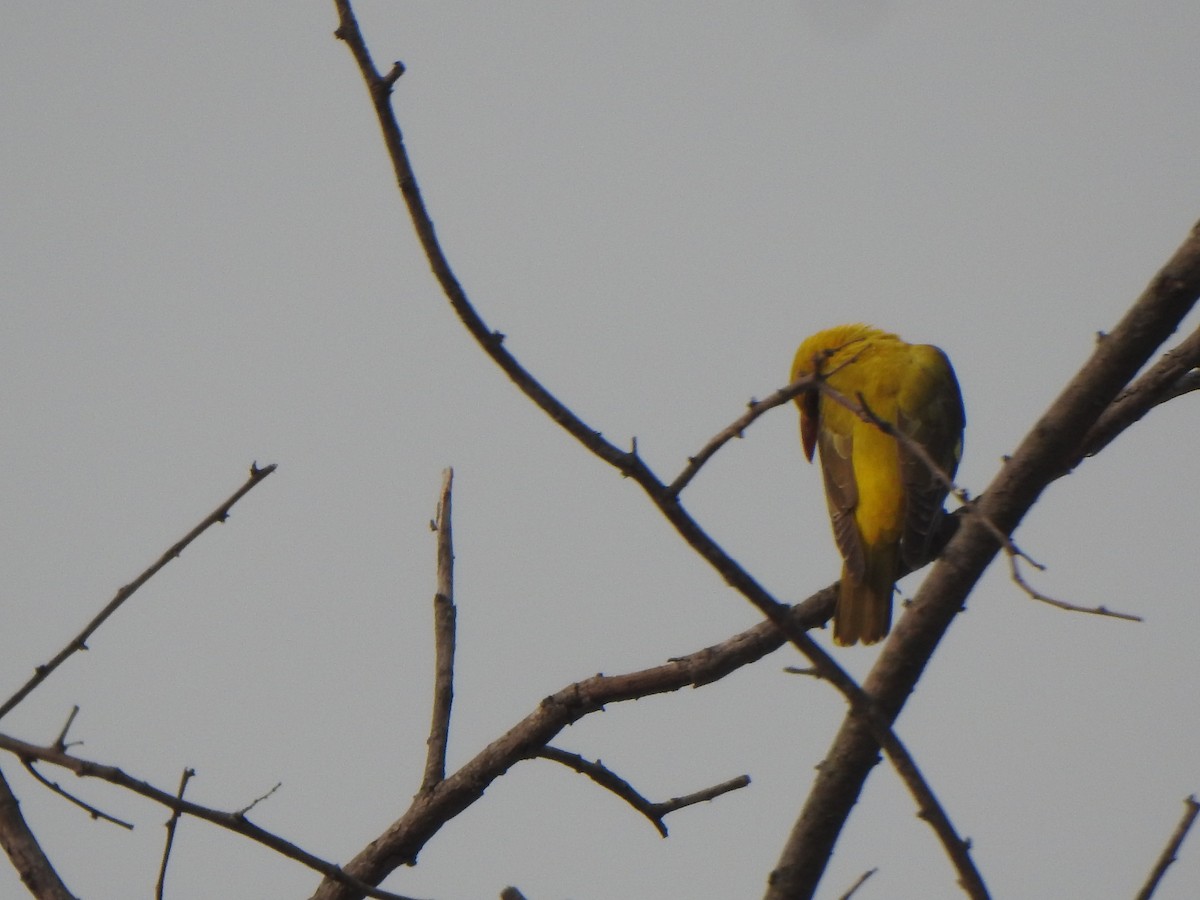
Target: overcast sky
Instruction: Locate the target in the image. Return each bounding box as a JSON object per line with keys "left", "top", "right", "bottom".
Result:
{"left": 3, "top": 3, "right": 1200, "bottom": 899}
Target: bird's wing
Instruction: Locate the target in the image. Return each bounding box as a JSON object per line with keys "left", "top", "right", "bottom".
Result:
{"left": 817, "top": 423, "right": 865, "bottom": 579}
{"left": 897, "top": 346, "right": 965, "bottom": 568}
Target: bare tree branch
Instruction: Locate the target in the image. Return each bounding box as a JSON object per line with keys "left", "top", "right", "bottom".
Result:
{"left": 22, "top": 761, "right": 133, "bottom": 829}
{"left": 670, "top": 376, "right": 816, "bottom": 495}
{"left": 766, "top": 219, "right": 1200, "bottom": 899}
{"left": 330, "top": 5, "right": 986, "bottom": 896}
{"left": 0, "top": 734, "right": 424, "bottom": 900}
{"left": 531, "top": 747, "right": 669, "bottom": 836}
{"left": 1002, "top": 552, "right": 1140, "bottom": 622}
{"left": 156, "top": 768, "right": 195, "bottom": 900}
{"left": 233, "top": 782, "right": 282, "bottom": 818}
{"left": 782, "top": 664, "right": 986, "bottom": 898}
{"left": 0, "top": 462, "right": 277, "bottom": 723}
{"left": 650, "top": 775, "right": 753, "bottom": 818}
{"left": 0, "top": 764, "right": 77, "bottom": 900}
{"left": 1077, "top": 325, "right": 1200, "bottom": 464}
{"left": 308, "top": 586, "right": 839, "bottom": 899}
{"left": 530, "top": 746, "right": 749, "bottom": 837}
{"left": 0, "top": 584, "right": 831, "bottom": 900}
{"left": 837, "top": 868, "right": 877, "bottom": 900}
{"left": 1136, "top": 794, "right": 1200, "bottom": 900}
{"left": 421, "top": 469, "right": 456, "bottom": 794}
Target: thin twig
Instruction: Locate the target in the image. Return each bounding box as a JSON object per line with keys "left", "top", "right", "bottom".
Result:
{"left": 1077, "top": 325, "right": 1200, "bottom": 465}
{"left": 234, "top": 782, "right": 282, "bottom": 818}
{"left": 532, "top": 747, "right": 669, "bottom": 837}
{"left": 422, "top": 469, "right": 456, "bottom": 794}
{"left": 156, "top": 767, "right": 195, "bottom": 900}
{"left": 53, "top": 706, "right": 81, "bottom": 752}
{"left": 1136, "top": 795, "right": 1200, "bottom": 900}
{"left": 23, "top": 761, "right": 133, "bottom": 829}
{"left": 669, "top": 376, "right": 816, "bottom": 495}
{"left": 837, "top": 868, "right": 877, "bottom": 900}
{"left": 0, "top": 462, "right": 277, "bottom": 723}
{"left": 649, "top": 775, "right": 752, "bottom": 817}
{"left": 1004, "top": 553, "right": 1141, "bottom": 622}
{"left": 532, "top": 746, "right": 749, "bottom": 837}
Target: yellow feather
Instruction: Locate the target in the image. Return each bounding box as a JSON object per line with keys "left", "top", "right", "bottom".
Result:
{"left": 791, "top": 325, "right": 964, "bottom": 645}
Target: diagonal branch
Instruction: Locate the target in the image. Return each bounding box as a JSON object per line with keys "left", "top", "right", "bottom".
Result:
{"left": 0, "top": 462, "right": 277, "bottom": 723}
{"left": 1076, "top": 325, "right": 1200, "bottom": 465}
{"left": 837, "top": 868, "right": 877, "bottom": 900}
{"left": 1136, "top": 794, "right": 1200, "bottom": 900}
{"left": 330, "top": 4, "right": 984, "bottom": 896}
{"left": 23, "top": 760, "right": 133, "bottom": 829}
{"left": 0, "top": 764, "right": 76, "bottom": 900}
{"left": 330, "top": 0, "right": 858, "bottom": 723}
{"left": 670, "top": 376, "right": 816, "bottom": 495}
{"left": 421, "top": 468, "right": 456, "bottom": 793}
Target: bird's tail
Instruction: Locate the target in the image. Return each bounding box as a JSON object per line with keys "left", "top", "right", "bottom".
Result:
{"left": 834, "top": 546, "right": 896, "bottom": 646}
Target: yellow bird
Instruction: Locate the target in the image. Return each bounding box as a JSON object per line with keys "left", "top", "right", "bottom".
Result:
{"left": 791, "top": 324, "right": 964, "bottom": 645}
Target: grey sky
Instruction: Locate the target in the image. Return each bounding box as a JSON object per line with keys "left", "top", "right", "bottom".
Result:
{"left": 3, "top": 3, "right": 1199, "bottom": 898}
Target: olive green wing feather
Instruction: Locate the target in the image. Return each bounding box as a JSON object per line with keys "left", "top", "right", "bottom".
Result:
{"left": 817, "top": 424, "right": 866, "bottom": 580}
{"left": 897, "top": 346, "right": 965, "bottom": 568}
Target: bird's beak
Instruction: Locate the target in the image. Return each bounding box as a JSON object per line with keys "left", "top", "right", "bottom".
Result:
{"left": 800, "top": 390, "right": 819, "bottom": 461}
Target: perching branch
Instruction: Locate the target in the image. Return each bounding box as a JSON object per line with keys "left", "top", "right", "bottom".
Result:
{"left": 766, "top": 219, "right": 1200, "bottom": 899}
{"left": 823, "top": 381, "right": 1142, "bottom": 624}
{"left": 0, "top": 462, "right": 277, "bottom": 723}
{"left": 421, "top": 468, "right": 456, "bottom": 794}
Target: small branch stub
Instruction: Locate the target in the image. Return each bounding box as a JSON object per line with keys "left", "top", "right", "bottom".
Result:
{"left": 422, "top": 468, "right": 457, "bottom": 793}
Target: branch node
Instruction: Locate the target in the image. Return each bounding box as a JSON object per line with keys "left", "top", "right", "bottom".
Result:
{"left": 382, "top": 60, "right": 406, "bottom": 88}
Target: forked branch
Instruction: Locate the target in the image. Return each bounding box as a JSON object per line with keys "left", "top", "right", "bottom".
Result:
{"left": 530, "top": 746, "right": 750, "bottom": 838}
{"left": 330, "top": 2, "right": 987, "bottom": 896}
{"left": 0, "top": 734, "right": 423, "bottom": 900}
